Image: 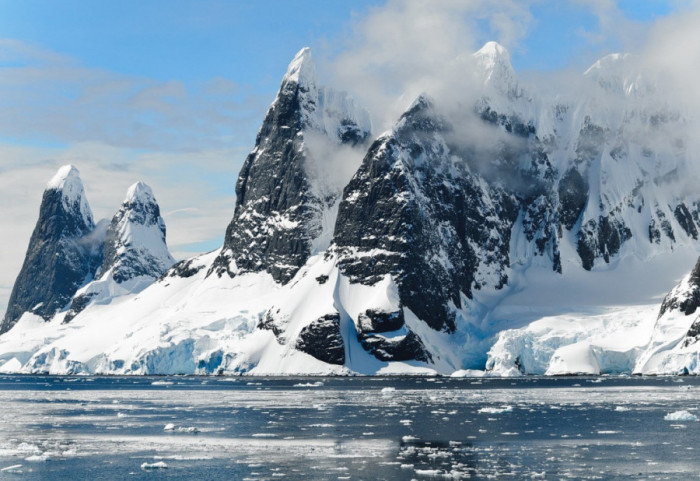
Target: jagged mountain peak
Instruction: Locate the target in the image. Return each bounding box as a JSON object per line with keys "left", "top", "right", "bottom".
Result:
{"left": 62, "top": 180, "right": 174, "bottom": 322}
{"left": 209, "top": 45, "right": 371, "bottom": 284}
{"left": 474, "top": 41, "right": 510, "bottom": 62}
{"left": 45, "top": 164, "right": 93, "bottom": 227}
{"left": 282, "top": 46, "right": 316, "bottom": 88}
{"left": 1, "top": 165, "right": 101, "bottom": 333}
{"left": 47, "top": 164, "right": 80, "bottom": 189}
{"left": 473, "top": 41, "right": 517, "bottom": 92}
{"left": 584, "top": 52, "right": 631, "bottom": 76}
{"left": 124, "top": 181, "right": 155, "bottom": 204}
{"left": 98, "top": 180, "right": 174, "bottom": 281}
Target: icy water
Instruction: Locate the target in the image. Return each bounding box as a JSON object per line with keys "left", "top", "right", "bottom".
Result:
{"left": 0, "top": 376, "right": 699, "bottom": 480}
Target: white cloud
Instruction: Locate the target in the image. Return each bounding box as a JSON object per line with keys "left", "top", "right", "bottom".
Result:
{"left": 327, "top": 0, "right": 536, "bottom": 131}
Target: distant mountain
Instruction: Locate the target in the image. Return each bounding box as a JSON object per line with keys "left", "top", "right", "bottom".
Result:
{"left": 1, "top": 44, "right": 699, "bottom": 376}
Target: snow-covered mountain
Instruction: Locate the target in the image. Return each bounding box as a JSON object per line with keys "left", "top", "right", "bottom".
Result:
{"left": 2, "top": 43, "right": 700, "bottom": 376}
{"left": 1, "top": 167, "right": 174, "bottom": 335}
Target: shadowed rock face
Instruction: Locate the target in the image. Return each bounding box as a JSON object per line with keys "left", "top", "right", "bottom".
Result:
{"left": 1, "top": 167, "right": 102, "bottom": 333}
{"left": 665, "top": 258, "right": 700, "bottom": 348}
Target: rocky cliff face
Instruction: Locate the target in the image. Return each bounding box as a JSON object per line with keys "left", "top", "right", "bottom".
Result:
{"left": 655, "top": 257, "right": 700, "bottom": 349}
{"left": 209, "top": 47, "right": 371, "bottom": 284}
{"left": 332, "top": 96, "right": 522, "bottom": 333}
{"left": 1, "top": 166, "right": 103, "bottom": 333}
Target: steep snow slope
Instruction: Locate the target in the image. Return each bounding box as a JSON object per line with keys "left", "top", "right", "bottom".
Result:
{"left": 0, "top": 250, "right": 443, "bottom": 375}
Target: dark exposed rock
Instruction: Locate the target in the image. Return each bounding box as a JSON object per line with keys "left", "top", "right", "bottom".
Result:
{"left": 354, "top": 308, "right": 432, "bottom": 363}
{"left": 682, "top": 320, "right": 700, "bottom": 348}
{"left": 258, "top": 309, "right": 288, "bottom": 344}
{"left": 295, "top": 313, "right": 345, "bottom": 365}
{"left": 659, "top": 257, "right": 700, "bottom": 319}
{"left": 1, "top": 166, "right": 103, "bottom": 334}
{"left": 168, "top": 258, "right": 205, "bottom": 278}
{"left": 674, "top": 203, "right": 698, "bottom": 240}
{"left": 63, "top": 292, "right": 97, "bottom": 324}
{"left": 358, "top": 309, "right": 404, "bottom": 333}
{"left": 333, "top": 96, "right": 538, "bottom": 333}
{"left": 558, "top": 168, "right": 588, "bottom": 230}
{"left": 358, "top": 330, "right": 432, "bottom": 363}
{"left": 577, "top": 216, "right": 632, "bottom": 270}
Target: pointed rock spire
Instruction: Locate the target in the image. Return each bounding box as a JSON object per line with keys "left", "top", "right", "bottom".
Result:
{"left": 1, "top": 165, "right": 102, "bottom": 333}
{"left": 282, "top": 47, "right": 316, "bottom": 88}
{"left": 99, "top": 181, "right": 174, "bottom": 283}
{"left": 209, "top": 47, "right": 371, "bottom": 284}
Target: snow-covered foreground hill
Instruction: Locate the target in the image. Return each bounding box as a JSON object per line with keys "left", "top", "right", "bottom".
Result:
{"left": 4, "top": 44, "right": 700, "bottom": 376}
{"left": 0, "top": 246, "right": 698, "bottom": 376}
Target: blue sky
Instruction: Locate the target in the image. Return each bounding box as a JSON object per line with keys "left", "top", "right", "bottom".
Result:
{"left": 0, "top": 1, "right": 679, "bottom": 86}
{"left": 0, "top": 0, "right": 693, "bottom": 314}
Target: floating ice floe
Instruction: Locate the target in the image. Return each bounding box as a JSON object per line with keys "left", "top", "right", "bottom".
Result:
{"left": 478, "top": 406, "right": 513, "bottom": 414}
{"left": 664, "top": 410, "right": 698, "bottom": 421}
{"left": 381, "top": 387, "right": 396, "bottom": 396}
{"left": 293, "top": 381, "right": 324, "bottom": 387}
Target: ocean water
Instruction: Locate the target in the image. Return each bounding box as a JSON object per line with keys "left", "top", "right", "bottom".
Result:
{"left": 0, "top": 375, "right": 699, "bottom": 480}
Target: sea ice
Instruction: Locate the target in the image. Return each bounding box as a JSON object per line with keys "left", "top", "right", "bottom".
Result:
{"left": 478, "top": 406, "right": 513, "bottom": 414}
{"left": 664, "top": 410, "right": 698, "bottom": 421}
